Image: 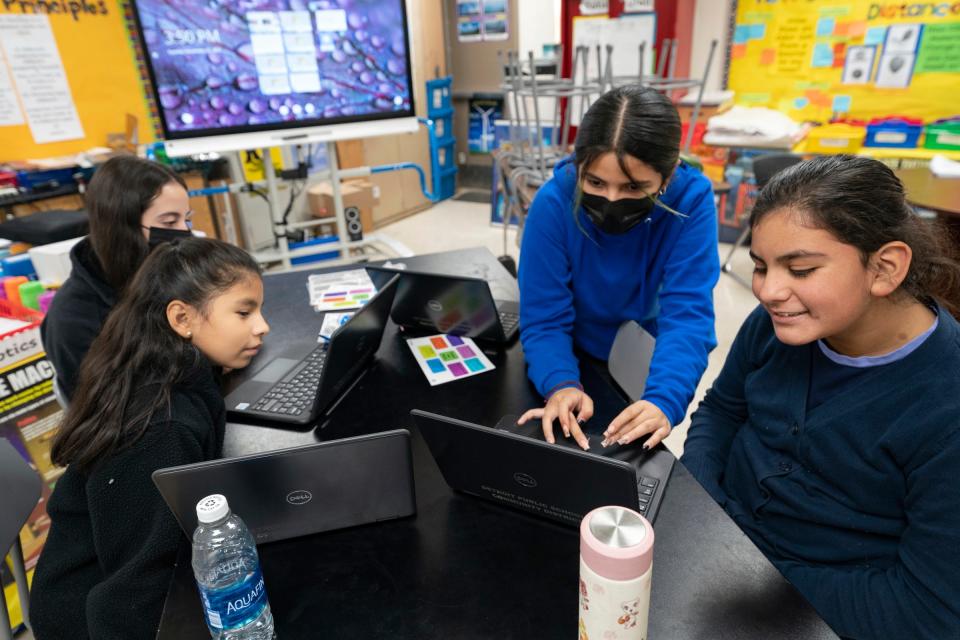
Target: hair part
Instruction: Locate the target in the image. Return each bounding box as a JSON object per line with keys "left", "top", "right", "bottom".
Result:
{"left": 85, "top": 155, "right": 186, "bottom": 292}
{"left": 52, "top": 238, "right": 262, "bottom": 471}
{"left": 751, "top": 154, "right": 960, "bottom": 319}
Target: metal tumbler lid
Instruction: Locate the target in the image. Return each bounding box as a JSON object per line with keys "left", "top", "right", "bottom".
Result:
{"left": 580, "top": 506, "right": 655, "bottom": 581}
{"left": 588, "top": 506, "right": 647, "bottom": 548}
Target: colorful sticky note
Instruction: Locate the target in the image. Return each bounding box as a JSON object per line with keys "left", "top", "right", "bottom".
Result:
{"left": 457, "top": 345, "right": 476, "bottom": 359}
{"left": 816, "top": 17, "right": 835, "bottom": 37}
{"left": 448, "top": 335, "right": 464, "bottom": 346}
{"left": 812, "top": 43, "right": 834, "bottom": 67}
{"left": 426, "top": 358, "right": 446, "bottom": 373}
{"left": 833, "top": 42, "right": 847, "bottom": 68}
{"left": 733, "top": 24, "right": 750, "bottom": 44}
{"left": 848, "top": 21, "right": 866, "bottom": 38}
{"left": 760, "top": 48, "right": 776, "bottom": 66}
{"left": 834, "top": 21, "right": 850, "bottom": 37}
{"left": 418, "top": 345, "right": 437, "bottom": 359}
{"left": 832, "top": 94, "right": 852, "bottom": 112}
{"left": 865, "top": 27, "right": 887, "bottom": 46}
{"left": 794, "top": 97, "right": 810, "bottom": 109}
{"left": 748, "top": 23, "right": 766, "bottom": 40}
{"left": 464, "top": 358, "right": 486, "bottom": 372}
{"left": 430, "top": 336, "right": 448, "bottom": 350}
{"left": 731, "top": 44, "right": 747, "bottom": 59}
{"left": 439, "top": 351, "right": 458, "bottom": 362}
{"left": 448, "top": 362, "right": 468, "bottom": 377}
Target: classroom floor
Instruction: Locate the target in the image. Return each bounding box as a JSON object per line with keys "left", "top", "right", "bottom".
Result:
{"left": 378, "top": 197, "right": 760, "bottom": 457}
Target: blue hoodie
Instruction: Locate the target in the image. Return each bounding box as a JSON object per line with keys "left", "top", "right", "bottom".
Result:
{"left": 518, "top": 155, "right": 719, "bottom": 425}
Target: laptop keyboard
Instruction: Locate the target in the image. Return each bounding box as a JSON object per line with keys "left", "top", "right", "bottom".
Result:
{"left": 637, "top": 476, "right": 659, "bottom": 517}
{"left": 253, "top": 347, "right": 328, "bottom": 417}
{"left": 496, "top": 304, "right": 519, "bottom": 335}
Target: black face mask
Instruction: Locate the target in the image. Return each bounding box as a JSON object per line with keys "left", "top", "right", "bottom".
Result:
{"left": 581, "top": 192, "right": 657, "bottom": 235}
{"left": 146, "top": 226, "right": 192, "bottom": 248}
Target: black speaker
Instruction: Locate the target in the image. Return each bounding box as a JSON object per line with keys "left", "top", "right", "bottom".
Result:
{"left": 344, "top": 205, "right": 363, "bottom": 241}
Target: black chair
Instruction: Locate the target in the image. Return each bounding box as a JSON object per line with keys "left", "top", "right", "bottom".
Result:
{"left": 721, "top": 153, "right": 804, "bottom": 288}
{"left": 0, "top": 439, "right": 43, "bottom": 638}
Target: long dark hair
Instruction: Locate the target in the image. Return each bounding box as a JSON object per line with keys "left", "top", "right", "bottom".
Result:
{"left": 751, "top": 154, "right": 960, "bottom": 319}
{"left": 52, "top": 238, "right": 261, "bottom": 471}
{"left": 574, "top": 84, "right": 681, "bottom": 185}
{"left": 85, "top": 155, "right": 187, "bottom": 291}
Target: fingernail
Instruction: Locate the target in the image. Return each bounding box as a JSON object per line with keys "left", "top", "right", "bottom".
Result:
{"left": 563, "top": 430, "right": 570, "bottom": 438}
{"left": 618, "top": 438, "right": 628, "bottom": 445}
{"left": 577, "top": 419, "right": 585, "bottom": 425}
{"left": 642, "top": 443, "right": 650, "bottom": 451}
{"left": 600, "top": 439, "right": 608, "bottom": 447}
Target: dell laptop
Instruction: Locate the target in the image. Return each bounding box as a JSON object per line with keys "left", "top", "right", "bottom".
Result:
{"left": 412, "top": 410, "right": 674, "bottom": 525}
{"left": 225, "top": 274, "right": 399, "bottom": 428}
{"left": 153, "top": 430, "right": 416, "bottom": 543}
{"left": 367, "top": 266, "right": 519, "bottom": 344}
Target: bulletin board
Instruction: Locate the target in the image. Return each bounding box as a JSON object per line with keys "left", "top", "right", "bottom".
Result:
{"left": 728, "top": 0, "right": 960, "bottom": 122}
{"left": 0, "top": 1, "right": 154, "bottom": 162}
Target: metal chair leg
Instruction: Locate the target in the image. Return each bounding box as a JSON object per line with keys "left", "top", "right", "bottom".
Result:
{"left": 721, "top": 223, "right": 752, "bottom": 289}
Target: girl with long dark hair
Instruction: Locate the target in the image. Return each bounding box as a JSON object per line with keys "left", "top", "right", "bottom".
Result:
{"left": 31, "top": 237, "right": 269, "bottom": 639}
{"left": 517, "top": 85, "right": 719, "bottom": 451}
{"left": 683, "top": 155, "right": 960, "bottom": 638}
{"left": 41, "top": 155, "right": 193, "bottom": 400}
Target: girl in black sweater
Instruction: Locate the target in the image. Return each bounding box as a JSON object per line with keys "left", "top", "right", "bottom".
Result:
{"left": 31, "top": 237, "right": 269, "bottom": 639}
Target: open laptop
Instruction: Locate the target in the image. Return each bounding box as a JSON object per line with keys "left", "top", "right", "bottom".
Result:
{"left": 152, "top": 430, "right": 416, "bottom": 543}
{"left": 367, "top": 266, "right": 519, "bottom": 344}
{"left": 411, "top": 410, "right": 674, "bottom": 526}
{"left": 225, "top": 274, "right": 399, "bottom": 428}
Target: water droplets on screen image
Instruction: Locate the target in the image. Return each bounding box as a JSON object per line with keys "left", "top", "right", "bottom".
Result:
{"left": 130, "top": 0, "right": 415, "bottom": 139}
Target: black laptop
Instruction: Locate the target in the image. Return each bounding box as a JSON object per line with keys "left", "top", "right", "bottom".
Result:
{"left": 225, "top": 274, "right": 399, "bottom": 428}
{"left": 152, "top": 430, "right": 416, "bottom": 543}
{"left": 411, "top": 410, "right": 674, "bottom": 526}
{"left": 367, "top": 266, "right": 519, "bottom": 344}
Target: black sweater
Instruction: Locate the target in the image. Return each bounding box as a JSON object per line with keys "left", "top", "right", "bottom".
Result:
{"left": 40, "top": 238, "right": 118, "bottom": 401}
{"left": 30, "top": 364, "right": 226, "bottom": 640}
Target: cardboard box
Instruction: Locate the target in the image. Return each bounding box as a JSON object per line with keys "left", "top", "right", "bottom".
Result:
{"left": 307, "top": 180, "right": 378, "bottom": 236}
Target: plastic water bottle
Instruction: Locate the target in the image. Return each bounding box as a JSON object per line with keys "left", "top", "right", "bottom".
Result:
{"left": 192, "top": 494, "right": 275, "bottom": 639}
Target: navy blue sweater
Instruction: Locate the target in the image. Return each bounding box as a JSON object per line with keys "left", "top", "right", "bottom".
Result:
{"left": 518, "top": 156, "right": 719, "bottom": 424}
{"left": 682, "top": 305, "right": 960, "bottom": 639}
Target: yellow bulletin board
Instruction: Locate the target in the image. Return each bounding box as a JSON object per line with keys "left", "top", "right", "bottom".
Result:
{"left": 0, "top": 0, "right": 155, "bottom": 162}
{"left": 728, "top": 1, "right": 960, "bottom": 123}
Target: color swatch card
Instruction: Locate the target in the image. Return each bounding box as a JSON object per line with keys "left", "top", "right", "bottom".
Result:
{"left": 407, "top": 334, "right": 495, "bottom": 386}
{"left": 307, "top": 269, "right": 375, "bottom": 312}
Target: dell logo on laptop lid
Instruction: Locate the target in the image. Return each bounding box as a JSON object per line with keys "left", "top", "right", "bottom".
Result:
{"left": 513, "top": 472, "right": 537, "bottom": 488}
{"left": 286, "top": 490, "right": 313, "bottom": 505}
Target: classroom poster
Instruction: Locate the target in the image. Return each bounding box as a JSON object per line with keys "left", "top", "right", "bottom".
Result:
{"left": 728, "top": 0, "right": 960, "bottom": 122}
{"left": 457, "top": 0, "right": 508, "bottom": 42}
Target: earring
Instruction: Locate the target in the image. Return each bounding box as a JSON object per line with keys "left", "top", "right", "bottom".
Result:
{"left": 186, "top": 331, "right": 192, "bottom": 339}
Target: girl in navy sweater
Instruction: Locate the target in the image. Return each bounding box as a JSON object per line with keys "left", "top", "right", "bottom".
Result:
{"left": 517, "top": 85, "right": 719, "bottom": 451}
{"left": 683, "top": 155, "right": 960, "bottom": 639}
{"left": 31, "top": 238, "right": 269, "bottom": 639}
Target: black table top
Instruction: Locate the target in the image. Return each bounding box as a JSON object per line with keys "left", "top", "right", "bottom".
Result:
{"left": 157, "top": 248, "right": 837, "bottom": 639}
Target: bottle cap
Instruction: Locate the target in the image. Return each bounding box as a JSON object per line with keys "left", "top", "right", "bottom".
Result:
{"left": 196, "top": 494, "right": 230, "bottom": 524}
{"left": 580, "top": 506, "right": 654, "bottom": 581}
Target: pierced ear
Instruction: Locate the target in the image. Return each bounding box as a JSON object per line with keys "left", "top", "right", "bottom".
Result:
{"left": 166, "top": 300, "right": 197, "bottom": 339}
{"left": 869, "top": 241, "right": 912, "bottom": 298}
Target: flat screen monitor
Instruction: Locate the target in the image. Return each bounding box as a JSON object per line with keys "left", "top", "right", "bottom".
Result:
{"left": 129, "top": 0, "right": 418, "bottom": 156}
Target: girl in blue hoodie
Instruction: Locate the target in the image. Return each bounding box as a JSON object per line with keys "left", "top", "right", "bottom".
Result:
{"left": 517, "top": 85, "right": 719, "bottom": 450}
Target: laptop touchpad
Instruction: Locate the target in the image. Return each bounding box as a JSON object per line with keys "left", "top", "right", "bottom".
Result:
{"left": 252, "top": 358, "right": 299, "bottom": 383}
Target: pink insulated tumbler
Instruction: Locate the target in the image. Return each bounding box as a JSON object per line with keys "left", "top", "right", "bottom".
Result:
{"left": 579, "top": 506, "right": 655, "bottom": 640}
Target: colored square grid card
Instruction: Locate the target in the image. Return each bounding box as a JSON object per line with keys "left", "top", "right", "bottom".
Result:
{"left": 407, "top": 334, "right": 495, "bottom": 386}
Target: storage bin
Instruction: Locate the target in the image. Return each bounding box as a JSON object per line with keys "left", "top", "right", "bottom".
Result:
{"left": 864, "top": 117, "right": 922, "bottom": 149}
{"left": 922, "top": 118, "right": 960, "bottom": 151}
{"left": 805, "top": 123, "right": 865, "bottom": 154}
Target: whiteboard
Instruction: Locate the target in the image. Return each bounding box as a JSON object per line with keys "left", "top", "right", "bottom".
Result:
{"left": 572, "top": 14, "right": 657, "bottom": 85}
